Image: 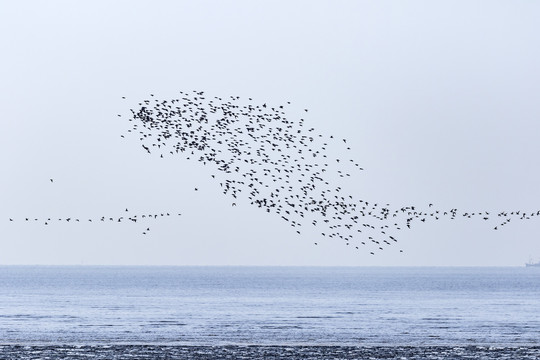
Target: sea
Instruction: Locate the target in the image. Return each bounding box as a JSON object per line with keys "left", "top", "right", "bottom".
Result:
{"left": 0, "top": 266, "right": 539, "bottom": 359}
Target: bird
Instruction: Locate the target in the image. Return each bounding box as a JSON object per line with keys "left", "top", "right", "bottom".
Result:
{"left": 13, "top": 90, "right": 537, "bottom": 259}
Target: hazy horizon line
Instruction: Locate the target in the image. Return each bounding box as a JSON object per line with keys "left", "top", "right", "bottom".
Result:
{"left": 0, "top": 264, "right": 531, "bottom": 268}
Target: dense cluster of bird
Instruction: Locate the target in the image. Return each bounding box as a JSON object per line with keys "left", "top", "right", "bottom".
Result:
{"left": 114, "top": 90, "right": 539, "bottom": 255}
{"left": 6, "top": 90, "right": 538, "bottom": 255}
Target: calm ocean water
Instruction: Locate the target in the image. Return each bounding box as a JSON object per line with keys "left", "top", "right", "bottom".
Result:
{"left": 1, "top": 266, "right": 539, "bottom": 348}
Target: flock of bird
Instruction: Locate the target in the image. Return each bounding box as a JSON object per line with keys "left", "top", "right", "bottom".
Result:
{"left": 119, "top": 90, "right": 537, "bottom": 255}
{"left": 6, "top": 90, "right": 538, "bottom": 255}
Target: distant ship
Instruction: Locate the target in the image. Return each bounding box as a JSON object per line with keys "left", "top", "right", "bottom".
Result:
{"left": 525, "top": 259, "right": 540, "bottom": 267}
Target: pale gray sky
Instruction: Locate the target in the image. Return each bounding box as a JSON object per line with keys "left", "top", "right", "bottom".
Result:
{"left": 1, "top": 1, "right": 539, "bottom": 266}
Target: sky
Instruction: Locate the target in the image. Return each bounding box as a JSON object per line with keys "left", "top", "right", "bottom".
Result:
{"left": 1, "top": 0, "right": 539, "bottom": 266}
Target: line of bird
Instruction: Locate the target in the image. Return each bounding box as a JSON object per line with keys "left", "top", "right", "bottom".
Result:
{"left": 114, "top": 90, "right": 539, "bottom": 255}
{"left": 7, "top": 207, "right": 182, "bottom": 236}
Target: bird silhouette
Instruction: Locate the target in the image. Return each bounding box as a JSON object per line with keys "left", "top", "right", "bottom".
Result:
{"left": 9, "top": 90, "right": 537, "bottom": 258}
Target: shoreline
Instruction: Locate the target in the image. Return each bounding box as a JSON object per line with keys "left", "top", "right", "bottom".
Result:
{"left": 1, "top": 345, "right": 539, "bottom": 359}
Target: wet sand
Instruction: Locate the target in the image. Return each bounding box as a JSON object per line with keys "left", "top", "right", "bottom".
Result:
{"left": 1, "top": 345, "right": 539, "bottom": 359}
